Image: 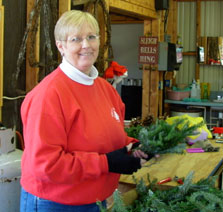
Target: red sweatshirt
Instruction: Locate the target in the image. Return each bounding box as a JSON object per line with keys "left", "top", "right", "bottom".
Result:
{"left": 20, "top": 67, "right": 135, "bottom": 205}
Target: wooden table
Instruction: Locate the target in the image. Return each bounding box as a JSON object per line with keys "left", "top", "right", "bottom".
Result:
{"left": 120, "top": 140, "right": 223, "bottom": 188}
{"left": 107, "top": 140, "right": 223, "bottom": 209}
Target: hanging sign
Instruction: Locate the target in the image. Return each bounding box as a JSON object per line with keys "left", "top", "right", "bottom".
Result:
{"left": 138, "top": 36, "right": 159, "bottom": 65}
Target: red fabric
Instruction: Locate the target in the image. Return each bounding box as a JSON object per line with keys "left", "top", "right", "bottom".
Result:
{"left": 213, "top": 127, "right": 223, "bottom": 134}
{"left": 20, "top": 67, "right": 136, "bottom": 205}
{"left": 104, "top": 61, "right": 127, "bottom": 79}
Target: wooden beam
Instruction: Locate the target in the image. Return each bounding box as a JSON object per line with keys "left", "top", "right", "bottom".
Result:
{"left": 142, "top": 21, "right": 151, "bottom": 119}
{"left": 183, "top": 51, "right": 196, "bottom": 56}
{"left": 142, "top": 18, "right": 160, "bottom": 119}
{"left": 110, "top": 13, "right": 143, "bottom": 24}
{"left": 58, "top": 0, "right": 71, "bottom": 63}
{"left": 170, "top": 0, "right": 178, "bottom": 43}
{"left": 84, "top": 0, "right": 109, "bottom": 74}
{"left": 72, "top": 0, "right": 94, "bottom": 6}
{"left": 142, "top": 66, "right": 150, "bottom": 119}
{"left": 59, "top": 0, "right": 71, "bottom": 18}
{"left": 150, "top": 19, "right": 160, "bottom": 119}
{"left": 26, "top": 0, "right": 40, "bottom": 92}
{"left": 109, "top": 0, "right": 157, "bottom": 20}
{"left": 175, "top": 0, "right": 223, "bottom": 1}
{"left": 111, "top": 19, "right": 143, "bottom": 24}
{"left": 97, "top": 1, "right": 108, "bottom": 71}
{"left": 0, "top": 3, "right": 4, "bottom": 121}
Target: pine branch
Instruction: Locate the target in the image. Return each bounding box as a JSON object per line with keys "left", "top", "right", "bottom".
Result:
{"left": 189, "top": 191, "right": 223, "bottom": 211}
{"left": 119, "top": 171, "right": 223, "bottom": 212}
{"left": 125, "top": 125, "right": 143, "bottom": 139}
{"left": 137, "top": 118, "right": 204, "bottom": 155}
{"left": 111, "top": 189, "right": 128, "bottom": 212}
{"left": 96, "top": 201, "right": 107, "bottom": 212}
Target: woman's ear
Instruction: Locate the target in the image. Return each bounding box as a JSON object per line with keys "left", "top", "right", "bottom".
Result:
{"left": 56, "top": 41, "right": 64, "bottom": 56}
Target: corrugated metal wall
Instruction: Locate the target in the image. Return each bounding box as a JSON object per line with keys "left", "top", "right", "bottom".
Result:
{"left": 176, "top": 1, "right": 223, "bottom": 91}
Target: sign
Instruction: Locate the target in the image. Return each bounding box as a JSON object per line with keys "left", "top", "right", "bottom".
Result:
{"left": 138, "top": 36, "right": 158, "bottom": 65}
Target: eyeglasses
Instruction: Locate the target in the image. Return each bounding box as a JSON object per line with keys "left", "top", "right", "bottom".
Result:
{"left": 66, "top": 35, "right": 100, "bottom": 44}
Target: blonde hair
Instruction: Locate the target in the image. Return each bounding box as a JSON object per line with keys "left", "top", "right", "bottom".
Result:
{"left": 54, "top": 10, "right": 100, "bottom": 41}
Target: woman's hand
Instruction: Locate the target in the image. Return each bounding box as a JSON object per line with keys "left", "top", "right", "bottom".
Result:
{"left": 132, "top": 149, "right": 148, "bottom": 166}
{"left": 127, "top": 143, "right": 148, "bottom": 165}
{"left": 127, "top": 142, "right": 160, "bottom": 163}
{"left": 132, "top": 149, "right": 148, "bottom": 159}
{"left": 127, "top": 142, "right": 148, "bottom": 158}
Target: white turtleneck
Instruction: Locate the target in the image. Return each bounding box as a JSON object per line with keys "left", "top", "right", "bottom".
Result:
{"left": 59, "top": 57, "right": 98, "bottom": 85}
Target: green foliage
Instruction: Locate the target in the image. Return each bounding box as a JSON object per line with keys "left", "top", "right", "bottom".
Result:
{"left": 100, "top": 172, "right": 223, "bottom": 212}
{"left": 96, "top": 201, "right": 107, "bottom": 212}
{"left": 111, "top": 189, "right": 129, "bottom": 212}
{"left": 128, "top": 118, "right": 204, "bottom": 155}
{"left": 125, "top": 125, "right": 143, "bottom": 140}
{"left": 97, "top": 190, "right": 129, "bottom": 212}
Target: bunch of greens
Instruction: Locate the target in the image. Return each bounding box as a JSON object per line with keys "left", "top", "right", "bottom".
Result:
{"left": 125, "top": 125, "right": 143, "bottom": 140}
{"left": 98, "top": 172, "right": 223, "bottom": 212}
{"left": 124, "top": 115, "right": 154, "bottom": 139}
{"left": 126, "top": 118, "right": 204, "bottom": 155}
{"left": 130, "top": 172, "right": 223, "bottom": 212}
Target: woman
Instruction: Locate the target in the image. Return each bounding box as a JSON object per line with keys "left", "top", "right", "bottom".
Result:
{"left": 20, "top": 10, "right": 147, "bottom": 212}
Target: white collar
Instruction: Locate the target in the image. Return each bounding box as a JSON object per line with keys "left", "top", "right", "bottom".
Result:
{"left": 59, "top": 57, "right": 98, "bottom": 85}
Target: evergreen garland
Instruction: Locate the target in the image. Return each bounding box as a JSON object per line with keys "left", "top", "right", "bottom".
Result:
{"left": 99, "top": 172, "right": 223, "bottom": 212}
{"left": 125, "top": 118, "right": 204, "bottom": 155}
{"left": 108, "top": 118, "right": 221, "bottom": 212}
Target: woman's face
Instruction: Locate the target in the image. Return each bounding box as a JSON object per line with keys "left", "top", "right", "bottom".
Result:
{"left": 57, "top": 23, "right": 99, "bottom": 75}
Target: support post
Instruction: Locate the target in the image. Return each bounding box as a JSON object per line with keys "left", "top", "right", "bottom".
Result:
{"left": 0, "top": 1, "right": 4, "bottom": 120}
{"left": 26, "top": 0, "right": 40, "bottom": 92}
